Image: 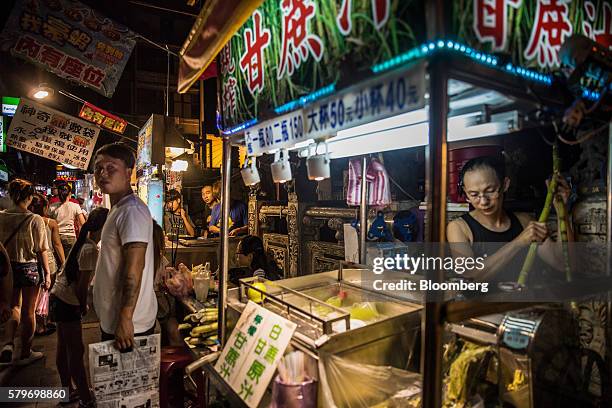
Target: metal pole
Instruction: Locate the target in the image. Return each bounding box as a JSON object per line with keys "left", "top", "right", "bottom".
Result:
{"left": 421, "top": 55, "right": 448, "bottom": 408}
{"left": 199, "top": 79, "right": 206, "bottom": 167}
{"left": 606, "top": 123, "right": 612, "bottom": 404}
{"left": 165, "top": 45, "right": 170, "bottom": 117}
{"left": 359, "top": 155, "right": 368, "bottom": 264}
{"left": 218, "top": 137, "right": 232, "bottom": 345}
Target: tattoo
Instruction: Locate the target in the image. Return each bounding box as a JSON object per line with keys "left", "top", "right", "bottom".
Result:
{"left": 122, "top": 271, "right": 140, "bottom": 308}
{"left": 120, "top": 242, "right": 147, "bottom": 309}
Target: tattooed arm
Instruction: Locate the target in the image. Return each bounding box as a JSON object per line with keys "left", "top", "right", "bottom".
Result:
{"left": 114, "top": 242, "right": 148, "bottom": 350}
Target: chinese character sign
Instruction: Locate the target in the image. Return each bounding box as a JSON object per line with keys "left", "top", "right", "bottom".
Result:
{"left": 457, "top": 0, "right": 611, "bottom": 69}
{"left": 219, "top": 0, "right": 426, "bottom": 128}
{"left": 1, "top": 0, "right": 136, "bottom": 97}
{"left": 214, "top": 301, "right": 297, "bottom": 408}
{"left": 79, "top": 102, "right": 128, "bottom": 134}
{"left": 6, "top": 98, "right": 100, "bottom": 170}
{"left": 245, "top": 61, "right": 426, "bottom": 155}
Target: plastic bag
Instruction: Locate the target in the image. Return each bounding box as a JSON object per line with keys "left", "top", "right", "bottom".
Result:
{"left": 36, "top": 289, "right": 49, "bottom": 317}
{"left": 318, "top": 354, "right": 422, "bottom": 408}
{"left": 164, "top": 263, "right": 194, "bottom": 298}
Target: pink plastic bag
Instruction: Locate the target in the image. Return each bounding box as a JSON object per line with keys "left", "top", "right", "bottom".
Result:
{"left": 36, "top": 289, "right": 49, "bottom": 317}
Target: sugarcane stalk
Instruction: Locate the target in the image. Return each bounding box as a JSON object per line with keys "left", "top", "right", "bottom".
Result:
{"left": 517, "top": 144, "right": 561, "bottom": 285}
{"left": 553, "top": 195, "right": 572, "bottom": 282}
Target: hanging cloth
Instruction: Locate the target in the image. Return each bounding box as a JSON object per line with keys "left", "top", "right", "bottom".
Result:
{"left": 347, "top": 158, "right": 391, "bottom": 207}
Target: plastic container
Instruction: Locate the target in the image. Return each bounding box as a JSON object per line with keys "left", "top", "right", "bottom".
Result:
{"left": 271, "top": 376, "right": 318, "bottom": 408}
{"left": 193, "top": 263, "right": 211, "bottom": 302}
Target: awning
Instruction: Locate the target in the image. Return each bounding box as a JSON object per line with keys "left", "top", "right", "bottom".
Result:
{"left": 178, "top": 0, "right": 263, "bottom": 94}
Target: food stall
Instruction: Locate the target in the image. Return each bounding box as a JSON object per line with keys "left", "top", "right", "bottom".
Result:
{"left": 176, "top": 1, "right": 612, "bottom": 407}
{"left": 135, "top": 113, "right": 240, "bottom": 269}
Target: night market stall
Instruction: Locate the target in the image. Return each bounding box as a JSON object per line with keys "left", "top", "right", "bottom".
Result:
{"left": 176, "top": 1, "right": 612, "bottom": 407}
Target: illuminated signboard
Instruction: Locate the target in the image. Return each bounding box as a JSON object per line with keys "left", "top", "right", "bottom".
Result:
{"left": 2, "top": 96, "right": 19, "bottom": 116}
{"left": 79, "top": 102, "right": 127, "bottom": 134}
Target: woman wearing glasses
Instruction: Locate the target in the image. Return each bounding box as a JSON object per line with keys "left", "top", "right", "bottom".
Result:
{"left": 446, "top": 155, "right": 571, "bottom": 283}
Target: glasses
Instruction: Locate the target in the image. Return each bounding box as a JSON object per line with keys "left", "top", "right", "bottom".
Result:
{"left": 464, "top": 188, "right": 502, "bottom": 201}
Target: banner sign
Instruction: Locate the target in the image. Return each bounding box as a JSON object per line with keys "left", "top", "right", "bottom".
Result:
{"left": 214, "top": 301, "right": 297, "bottom": 408}
{"left": 79, "top": 102, "right": 127, "bottom": 134}
{"left": 219, "top": 0, "right": 427, "bottom": 128}
{"left": 454, "top": 0, "right": 611, "bottom": 70}
{"left": 245, "top": 61, "right": 426, "bottom": 155}
{"left": 7, "top": 98, "right": 100, "bottom": 170}
{"left": 1, "top": 0, "right": 137, "bottom": 97}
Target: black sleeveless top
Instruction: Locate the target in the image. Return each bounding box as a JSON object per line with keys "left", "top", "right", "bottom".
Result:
{"left": 461, "top": 211, "right": 524, "bottom": 282}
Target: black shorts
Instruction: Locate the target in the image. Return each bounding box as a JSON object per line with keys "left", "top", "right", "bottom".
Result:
{"left": 11, "top": 262, "right": 41, "bottom": 288}
{"left": 50, "top": 295, "right": 82, "bottom": 323}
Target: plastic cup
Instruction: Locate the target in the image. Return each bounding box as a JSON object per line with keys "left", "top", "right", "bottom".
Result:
{"left": 271, "top": 376, "right": 317, "bottom": 408}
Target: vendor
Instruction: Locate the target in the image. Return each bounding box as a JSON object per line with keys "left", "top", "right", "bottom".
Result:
{"left": 446, "top": 155, "right": 572, "bottom": 283}
{"left": 232, "top": 235, "right": 281, "bottom": 284}
{"left": 207, "top": 181, "right": 248, "bottom": 238}
{"left": 199, "top": 184, "right": 219, "bottom": 236}
{"left": 164, "top": 189, "right": 196, "bottom": 237}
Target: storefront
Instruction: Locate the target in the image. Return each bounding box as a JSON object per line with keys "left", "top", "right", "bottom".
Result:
{"left": 176, "top": 1, "right": 612, "bottom": 407}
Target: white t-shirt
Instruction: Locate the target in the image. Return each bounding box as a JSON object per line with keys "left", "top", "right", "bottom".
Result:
{"left": 94, "top": 194, "right": 157, "bottom": 334}
{"left": 52, "top": 238, "right": 98, "bottom": 305}
{"left": 49, "top": 201, "right": 84, "bottom": 237}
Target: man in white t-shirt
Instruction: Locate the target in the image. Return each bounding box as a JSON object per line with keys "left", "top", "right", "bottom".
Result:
{"left": 93, "top": 143, "right": 157, "bottom": 351}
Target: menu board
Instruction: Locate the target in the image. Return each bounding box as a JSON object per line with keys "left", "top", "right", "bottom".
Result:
{"left": 6, "top": 98, "right": 100, "bottom": 170}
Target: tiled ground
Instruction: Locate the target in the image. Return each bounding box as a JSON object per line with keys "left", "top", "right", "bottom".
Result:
{"left": 0, "top": 322, "right": 100, "bottom": 408}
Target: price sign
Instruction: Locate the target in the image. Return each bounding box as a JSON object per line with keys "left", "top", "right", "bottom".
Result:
{"left": 214, "top": 301, "right": 297, "bottom": 408}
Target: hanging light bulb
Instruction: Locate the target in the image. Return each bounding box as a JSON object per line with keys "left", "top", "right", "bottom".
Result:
{"left": 30, "top": 83, "right": 54, "bottom": 99}
{"left": 306, "top": 142, "right": 330, "bottom": 181}
{"left": 241, "top": 155, "right": 260, "bottom": 186}
{"left": 271, "top": 148, "right": 292, "bottom": 183}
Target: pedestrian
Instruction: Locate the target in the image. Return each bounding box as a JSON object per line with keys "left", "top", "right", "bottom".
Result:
{"left": 0, "top": 242, "right": 12, "bottom": 324}
{"left": 49, "top": 181, "right": 80, "bottom": 205}
{"left": 152, "top": 221, "right": 181, "bottom": 346}
{"left": 93, "top": 143, "right": 157, "bottom": 351}
{"left": 49, "top": 183, "right": 86, "bottom": 256}
{"left": 0, "top": 178, "right": 51, "bottom": 366}
{"left": 51, "top": 207, "right": 108, "bottom": 408}
{"left": 29, "top": 192, "right": 66, "bottom": 336}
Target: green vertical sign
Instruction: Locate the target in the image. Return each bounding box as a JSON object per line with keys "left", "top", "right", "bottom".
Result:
{"left": 0, "top": 115, "right": 5, "bottom": 153}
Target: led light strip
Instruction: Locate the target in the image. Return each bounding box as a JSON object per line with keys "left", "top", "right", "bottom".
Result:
{"left": 372, "top": 39, "right": 552, "bottom": 85}
{"left": 274, "top": 83, "right": 336, "bottom": 114}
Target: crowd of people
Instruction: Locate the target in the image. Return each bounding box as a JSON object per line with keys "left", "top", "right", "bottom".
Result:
{"left": 0, "top": 143, "right": 280, "bottom": 408}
